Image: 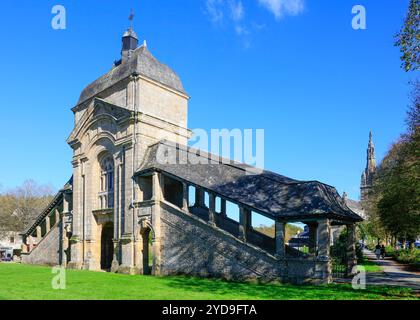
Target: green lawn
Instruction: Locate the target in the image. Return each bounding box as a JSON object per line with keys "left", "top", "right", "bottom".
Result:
{"left": 358, "top": 258, "right": 383, "bottom": 273}
{"left": 0, "top": 263, "right": 416, "bottom": 300}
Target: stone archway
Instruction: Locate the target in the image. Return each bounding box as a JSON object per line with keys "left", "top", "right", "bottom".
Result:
{"left": 101, "top": 223, "right": 114, "bottom": 271}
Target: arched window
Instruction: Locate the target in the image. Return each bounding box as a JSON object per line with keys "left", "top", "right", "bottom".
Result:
{"left": 99, "top": 155, "right": 114, "bottom": 209}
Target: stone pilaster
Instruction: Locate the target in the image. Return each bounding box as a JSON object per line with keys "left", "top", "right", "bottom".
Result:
{"left": 110, "top": 239, "right": 120, "bottom": 273}
{"left": 118, "top": 235, "right": 137, "bottom": 274}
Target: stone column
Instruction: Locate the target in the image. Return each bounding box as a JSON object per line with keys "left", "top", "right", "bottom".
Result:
{"left": 182, "top": 182, "right": 189, "bottom": 211}
{"left": 55, "top": 209, "right": 60, "bottom": 226}
{"left": 45, "top": 216, "right": 51, "bottom": 234}
{"left": 111, "top": 239, "right": 120, "bottom": 273}
{"left": 220, "top": 199, "right": 227, "bottom": 217}
{"left": 239, "top": 207, "right": 251, "bottom": 242}
{"left": 208, "top": 193, "right": 216, "bottom": 226}
{"left": 275, "top": 221, "right": 286, "bottom": 258}
{"left": 317, "top": 219, "right": 331, "bottom": 258}
{"left": 152, "top": 172, "right": 163, "bottom": 201}
{"left": 308, "top": 222, "right": 318, "bottom": 254}
{"left": 36, "top": 226, "right": 42, "bottom": 242}
{"left": 27, "top": 235, "right": 33, "bottom": 252}
{"left": 151, "top": 172, "right": 163, "bottom": 275}
{"left": 347, "top": 223, "right": 357, "bottom": 275}
{"left": 316, "top": 219, "right": 332, "bottom": 283}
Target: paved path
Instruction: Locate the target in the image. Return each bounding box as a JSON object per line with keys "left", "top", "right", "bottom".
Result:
{"left": 363, "top": 249, "right": 420, "bottom": 291}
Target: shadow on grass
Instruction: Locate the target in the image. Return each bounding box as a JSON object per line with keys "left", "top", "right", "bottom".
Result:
{"left": 162, "top": 276, "right": 414, "bottom": 300}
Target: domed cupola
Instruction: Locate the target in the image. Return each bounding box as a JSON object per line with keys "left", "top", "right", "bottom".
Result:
{"left": 122, "top": 27, "right": 138, "bottom": 62}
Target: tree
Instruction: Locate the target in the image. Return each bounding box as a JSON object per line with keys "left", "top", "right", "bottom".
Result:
{"left": 371, "top": 136, "right": 420, "bottom": 246}
{"left": 395, "top": 0, "right": 420, "bottom": 72}
{"left": 0, "top": 180, "right": 55, "bottom": 237}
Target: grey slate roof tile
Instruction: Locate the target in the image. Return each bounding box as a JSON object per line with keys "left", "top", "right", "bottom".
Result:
{"left": 136, "top": 141, "right": 363, "bottom": 223}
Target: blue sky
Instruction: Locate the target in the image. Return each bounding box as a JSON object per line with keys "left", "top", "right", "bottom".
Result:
{"left": 0, "top": 0, "right": 414, "bottom": 205}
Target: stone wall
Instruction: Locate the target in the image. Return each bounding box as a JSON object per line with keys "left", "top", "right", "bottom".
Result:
{"left": 21, "top": 222, "right": 61, "bottom": 266}
{"left": 158, "top": 202, "right": 331, "bottom": 283}
{"left": 159, "top": 202, "right": 282, "bottom": 281}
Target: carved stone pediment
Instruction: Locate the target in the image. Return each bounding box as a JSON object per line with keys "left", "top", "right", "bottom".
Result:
{"left": 67, "top": 98, "right": 132, "bottom": 148}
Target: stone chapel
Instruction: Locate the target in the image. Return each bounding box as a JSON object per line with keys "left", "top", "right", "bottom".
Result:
{"left": 20, "top": 26, "right": 362, "bottom": 283}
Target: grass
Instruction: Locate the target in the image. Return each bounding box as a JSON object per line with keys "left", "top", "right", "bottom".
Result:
{"left": 0, "top": 263, "right": 417, "bottom": 300}
{"left": 385, "top": 246, "right": 420, "bottom": 271}
{"left": 358, "top": 258, "right": 383, "bottom": 273}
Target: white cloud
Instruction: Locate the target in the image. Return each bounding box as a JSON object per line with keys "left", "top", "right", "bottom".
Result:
{"left": 257, "top": 0, "right": 305, "bottom": 19}
{"left": 230, "top": 0, "right": 245, "bottom": 22}
{"left": 204, "top": 0, "right": 304, "bottom": 47}
{"left": 205, "top": 0, "right": 224, "bottom": 23}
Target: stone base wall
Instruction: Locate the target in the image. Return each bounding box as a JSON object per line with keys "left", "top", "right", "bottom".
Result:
{"left": 159, "top": 203, "right": 281, "bottom": 281}
{"left": 158, "top": 202, "right": 331, "bottom": 284}
{"left": 21, "top": 223, "right": 61, "bottom": 266}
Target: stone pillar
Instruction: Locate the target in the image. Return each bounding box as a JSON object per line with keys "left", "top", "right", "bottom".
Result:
{"left": 36, "top": 226, "right": 42, "bottom": 242}
{"left": 152, "top": 172, "right": 163, "bottom": 201}
{"left": 308, "top": 223, "right": 318, "bottom": 254}
{"left": 317, "top": 219, "right": 331, "bottom": 258}
{"left": 182, "top": 182, "right": 189, "bottom": 211}
{"left": 239, "top": 207, "right": 251, "bottom": 242}
{"left": 27, "top": 235, "right": 33, "bottom": 252}
{"left": 134, "top": 236, "right": 144, "bottom": 274}
{"left": 316, "top": 219, "right": 332, "bottom": 283}
{"left": 220, "top": 199, "right": 227, "bottom": 217}
{"left": 111, "top": 239, "right": 120, "bottom": 273}
{"left": 55, "top": 209, "right": 60, "bottom": 226}
{"left": 151, "top": 172, "right": 162, "bottom": 275}
{"left": 63, "top": 192, "right": 70, "bottom": 214}
{"left": 67, "top": 159, "right": 83, "bottom": 270}
{"left": 347, "top": 223, "right": 357, "bottom": 275}
{"left": 45, "top": 216, "right": 51, "bottom": 234}
{"left": 275, "top": 221, "right": 286, "bottom": 258}
{"left": 208, "top": 193, "right": 216, "bottom": 226}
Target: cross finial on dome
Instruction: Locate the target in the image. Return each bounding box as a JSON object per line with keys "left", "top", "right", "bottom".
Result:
{"left": 129, "top": 8, "right": 135, "bottom": 30}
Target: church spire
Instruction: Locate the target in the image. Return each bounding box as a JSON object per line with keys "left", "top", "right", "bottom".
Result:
{"left": 360, "top": 131, "right": 377, "bottom": 202}
{"left": 366, "top": 130, "right": 376, "bottom": 175}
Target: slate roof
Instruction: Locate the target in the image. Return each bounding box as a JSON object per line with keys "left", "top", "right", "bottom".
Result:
{"left": 77, "top": 44, "right": 186, "bottom": 106}
{"left": 136, "top": 141, "right": 363, "bottom": 223}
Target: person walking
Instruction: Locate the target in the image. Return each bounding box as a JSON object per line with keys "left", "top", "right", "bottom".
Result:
{"left": 380, "top": 245, "right": 386, "bottom": 259}
{"left": 374, "top": 243, "right": 382, "bottom": 260}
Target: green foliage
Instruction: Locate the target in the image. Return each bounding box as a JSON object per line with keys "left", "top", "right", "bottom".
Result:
{"left": 395, "top": 0, "right": 420, "bottom": 72}
{"left": 365, "top": 80, "right": 420, "bottom": 244}
{"left": 385, "top": 247, "right": 420, "bottom": 270}
{"left": 255, "top": 223, "right": 302, "bottom": 242}
{"left": 0, "top": 263, "right": 416, "bottom": 300}
{"left": 0, "top": 180, "right": 54, "bottom": 236}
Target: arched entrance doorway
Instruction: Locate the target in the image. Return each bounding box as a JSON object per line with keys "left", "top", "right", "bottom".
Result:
{"left": 101, "top": 223, "right": 114, "bottom": 271}
{"left": 141, "top": 228, "right": 154, "bottom": 275}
